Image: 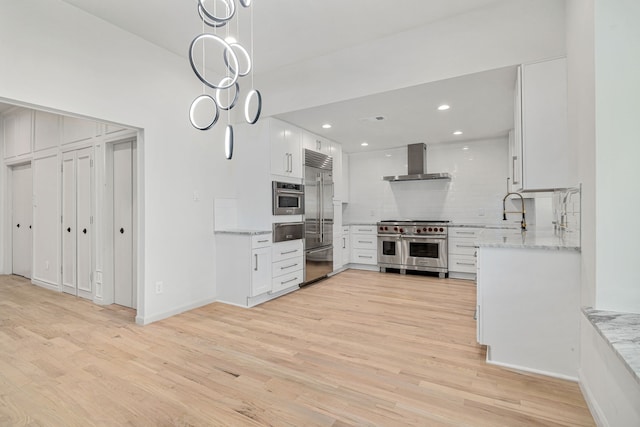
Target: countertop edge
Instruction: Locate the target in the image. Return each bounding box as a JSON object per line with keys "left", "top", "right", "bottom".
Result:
{"left": 583, "top": 307, "right": 640, "bottom": 387}
{"left": 215, "top": 229, "right": 272, "bottom": 236}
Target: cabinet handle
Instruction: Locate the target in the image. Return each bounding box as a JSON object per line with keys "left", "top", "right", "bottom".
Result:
{"left": 456, "top": 244, "right": 475, "bottom": 248}
{"left": 358, "top": 240, "right": 371, "bottom": 244}
{"left": 357, "top": 228, "right": 371, "bottom": 232}
{"left": 281, "top": 277, "right": 298, "bottom": 285}
{"left": 359, "top": 255, "right": 373, "bottom": 259}
{"left": 280, "top": 263, "right": 298, "bottom": 270}
{"left": 456, "top": 231, "right": 475, "bottom": 235}
{"left": 281, "top": 249, "right": 298, "bottom": 255}
{"left": 257, "top": 239, "right": 269, "bottom": 243}
{"left": 512, "top": 156, "right": 519, "bottom": 185}
{"left": 456, "top": 262, "right": 476, "bottom": 266}
{"left": 342, "top": 237, "right": 346, "bottom": 249}
{"left": 254, "top": 254, "right": 258, "bottom": 271}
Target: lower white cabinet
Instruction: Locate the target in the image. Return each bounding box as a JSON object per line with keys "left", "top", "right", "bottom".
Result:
{"left": 350, "top": 225, "right": 377, "bottom": 267}
{"left": 271, "top": 240, "right": 304, "bottom": 292}
{"left": 448, "top": 227, "right": 482, "bottom": 280}
{"left": 216, "top": 232, "right": 274, "bottom": 307}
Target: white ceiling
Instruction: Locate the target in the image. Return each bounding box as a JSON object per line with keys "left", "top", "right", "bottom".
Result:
{"left": 4, "top": 1, "right": 515, "bottom": 153}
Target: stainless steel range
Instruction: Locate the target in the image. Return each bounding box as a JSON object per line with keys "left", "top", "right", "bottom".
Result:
{"left": 377, "top": 220, "right": 448, "bottom": 278}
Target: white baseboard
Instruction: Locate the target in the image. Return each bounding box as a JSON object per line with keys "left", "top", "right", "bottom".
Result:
{"left": 31, "top": 277, "right": 61, "bottom": 292}
{"left": 485, "top": 358, "right": 579, "bottom": 382}
{"left": 135, "top": 296, "right": 217, "bottom": 325}
{"left": 579, "top": 370, "right": 607, "bottom": 427}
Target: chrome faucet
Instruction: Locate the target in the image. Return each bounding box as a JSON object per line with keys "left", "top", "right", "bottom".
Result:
{"left": 503, "top": 192, "right": 527, "bottom": 230}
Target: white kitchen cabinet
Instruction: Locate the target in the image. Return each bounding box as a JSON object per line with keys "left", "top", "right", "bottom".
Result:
{"left": 350, "top": 225, "right": 378, "bottom": 267}
{"left": 215, "top": 232, "right": 274, "bottom": 307}
{"left": 3, "top": 108, "right": 33, "bottom": 159}
{"left": 332, "top": 200, "right": 343, "bottom": 272}
{"left": 448, "top": 227, "right": 482, "bottom": 280}
{"left": 62, "top": 116, "right": 99, "bottom": 145}
{"left": 302, "top": 131, "right": 331, "bottom": 156}
{"left": 34, "top": 111, "right": 60, "bottom": 152}
{"left": 341, "top": 226, "right": 350, "bottom": 266}
{"left": 476, "top": 245, "right": 580, "bottom": 379}
{"left": 270, "top": 119, "right": 302, "bottom": 179}
{"left": 341, "top": 153, "right": 350, "bottom": 203}
{"left": 271, "top": 239, "right": 304, "bottom": 292}
{"left": 513, "top": 57, "right": 570, "bottom": 191}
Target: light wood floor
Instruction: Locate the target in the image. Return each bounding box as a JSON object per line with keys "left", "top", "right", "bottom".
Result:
{"left": 0, "top": 271, "right": 594, "bottom": 426}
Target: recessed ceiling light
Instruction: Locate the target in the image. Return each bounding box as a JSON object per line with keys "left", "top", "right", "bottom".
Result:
{"left": 361, "top": 142, "right": 369, "bottom": 147}
{"left": 462, "top": 146, "right": 469, "bottom": 151}
{"left": 437, "top": 104, "right": 450, "bottom": 111}
{"left": 322, "top": 123, "right": 332, "bottom": 129}
{"left": 453, "top": 130, "right": 463, "bottom": 135}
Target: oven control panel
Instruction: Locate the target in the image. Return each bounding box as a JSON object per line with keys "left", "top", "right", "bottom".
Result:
{"left": 377, "top": 222, "right": 447, "bottom": 237}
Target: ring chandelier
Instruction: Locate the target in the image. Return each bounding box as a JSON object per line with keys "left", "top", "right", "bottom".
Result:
{"left": 188, "top": 0, "right": 262, "bottom": 160}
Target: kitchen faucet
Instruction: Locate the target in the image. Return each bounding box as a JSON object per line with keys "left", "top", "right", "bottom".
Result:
{"left": 503, "top": 192, "right": 527, "bottom": 230}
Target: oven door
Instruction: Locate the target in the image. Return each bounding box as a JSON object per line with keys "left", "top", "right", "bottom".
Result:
{"left": 273, "top": 190, "right": 304, "bottom": 215}
{"left": 377, "top": 235, "right": 402, "bottom": 267}
{"left": 401, "top": 236, "right": 447, "bottom": 272}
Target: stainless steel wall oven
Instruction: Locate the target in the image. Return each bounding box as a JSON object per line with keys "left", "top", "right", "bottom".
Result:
{"left": 377, "top": 220, "right": 448, "bottom": 278}
{"left": 272, "top": 181, "right": 304, "bottom": 215}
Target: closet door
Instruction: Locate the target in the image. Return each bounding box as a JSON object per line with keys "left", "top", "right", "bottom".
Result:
{"left": 62, "top": 152, "right": 77, "bottom": 294}
{"left": 12, "top": 164, "right": 32, "bottom": 278}
{"left": 76, "top": 148, "right": 93, "bottom": 299}
{"left": 62, "top": 148, "right": 93, "bottom": 298}
{"left": 113, "top": 141, "right": 135, "bottom": 308}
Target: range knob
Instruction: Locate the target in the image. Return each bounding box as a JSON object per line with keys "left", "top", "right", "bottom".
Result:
{"left": 428, "top": 227, "right": 433, "bottom": 232}
{"left": 439, "top": 227, "right": 444, "bottom": 232}
{"left": 416, "top": 229, "right": 421, "bottom": 233}
{"left": 384, "top": 226, "right": 388, "bottom": 231}
{"left": 393, "top": 227, "right": 398, "bottom": 231}
{"left": 399, "top": 228, "right": 404, "bottom": 233}
{"left": 379, "top": 226, "right": 383, "bottom": 231}
{"left": 423, "top": 227, "right": 427, "bottom": 231}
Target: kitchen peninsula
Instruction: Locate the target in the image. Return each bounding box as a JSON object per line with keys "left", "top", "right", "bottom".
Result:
{"left": 476, "top": 227, "right": 581, "bottom": 379}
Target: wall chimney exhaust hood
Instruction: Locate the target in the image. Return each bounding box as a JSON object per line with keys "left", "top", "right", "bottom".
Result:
{"left": 383, "top": 143, "right": 452, "bottom": 181}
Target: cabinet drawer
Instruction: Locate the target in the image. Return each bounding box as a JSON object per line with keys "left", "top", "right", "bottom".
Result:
{"left": 272, "top": 256, "right": 304, "bottom": 278}
{"left": 448, "top": 238, "right": 477, "bottom": 256}
{"left": 252, "top": 234, "right": 272, "bottom": 249}
{"left": 351, "top": 235, "right": 376, "bottom": 250}
{"left": 351, "top": 248, "right": 377, "bottom": 265}
{"left": 351, "top": 225, "right": 377, "bottom": 234}
{"left": 272, "top": 269, "right": 303, "bottom": 293}
{"left": 449, "top": 254, "right": 477, "bottom": 273}
{"left": 449, "top": 228, "right": 481, "bottom": 239}
{"left": 272, "top": 240, "right": 303, "bottom": 262}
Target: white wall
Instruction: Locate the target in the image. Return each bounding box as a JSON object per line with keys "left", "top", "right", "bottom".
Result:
{"left": 0, "top": 0, "right": 235, "bottom": 324}
{"left": 259, "top": 0, "right": 567, "bottom": 117}
{"left": 593, "top": 0, "right": 640, "bottom": 313}
{"left": 345, "top": 139, "right": 515, "bottom": 225}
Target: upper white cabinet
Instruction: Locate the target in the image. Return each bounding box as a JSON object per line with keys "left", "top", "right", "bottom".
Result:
{"left": 34, "top": 111, "right": 60, "bottom": 152}
{"left": 3, "top": 108, "right": 33, "bottom": 159}
{"left": 512, "top": 57, "right": 571, "bottom": 191}
{"left": 302, "top": 131, "right": 332, "bottom": 156}
{"left": 270, "top": 119, "right": 302, "bottom": 179}
{"left": 62, "top": 116, "right": 98, "bottom": 145}
{"left": 302, "top": 130, "right": 344, "bottom": 201}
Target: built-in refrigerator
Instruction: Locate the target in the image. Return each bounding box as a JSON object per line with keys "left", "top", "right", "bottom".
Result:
{"left": 303, "top": 149, "right": 333, "bottom": 284}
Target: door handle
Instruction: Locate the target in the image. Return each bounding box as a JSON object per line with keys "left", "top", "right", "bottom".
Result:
{"left": 29, "top": 225, "right": 32, "bottom": 229}
{"left": 16, "top": 224, "right": 20, "bottom": 228}
{"left": 67, "top": 227, "right": 71, "bottom": 232}
{"left": 83, "top": 228, "right": 87, "bottom": 234}
{"left": 120, "top": 227, "right": 124, "bottom": 234}
{"left": 254, "top": 253, "right": 258, "bottom": 271}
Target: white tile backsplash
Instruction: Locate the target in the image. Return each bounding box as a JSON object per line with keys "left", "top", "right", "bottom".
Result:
{"left": 345, "top": 138, "right": 514, "bottom": 224}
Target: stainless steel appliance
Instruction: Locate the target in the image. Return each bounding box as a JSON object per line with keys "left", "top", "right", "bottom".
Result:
{"left": 273, "top": 222, "right": 304, "bottom": 242}
{"left": 377, "top": 220, "right": 448, "bottom": 278}
{"left": 303, "top": 149, "right": 334, "bottom": 284}
{"left": 272, "top": 181, "right": 304, "bottom": 215}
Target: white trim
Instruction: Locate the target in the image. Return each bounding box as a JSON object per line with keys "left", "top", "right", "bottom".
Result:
{"left": 485, "top": 358, "right": 579, "bottom": 382}
{"left": 135, "top": 297, "right": 217, "bottom": 325}
{"left": 31, "top": 277, "right": 60, "bottom": 292}
{"left": 579, "top": 371, "right": 607, "bottom": 427}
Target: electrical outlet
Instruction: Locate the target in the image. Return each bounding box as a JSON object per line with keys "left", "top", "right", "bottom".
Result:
{"left": 155, "top": 281, "right": 163, "bottom": 294}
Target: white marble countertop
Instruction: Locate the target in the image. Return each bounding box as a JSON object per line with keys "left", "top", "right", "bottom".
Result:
{"left": 215, "top": 229, "right": 271, "bottom": 236}
{"left": 476, "top": 227, "right": 580, "bottom": 251}
{"left": 449, "top": 222, "right": 520, "bottom": 230}
{"left": 583, "top": 308, "right": 640, "bottom": 386}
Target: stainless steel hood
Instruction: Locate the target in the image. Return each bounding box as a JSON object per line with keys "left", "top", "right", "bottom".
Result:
{"left": 383, "top": 143, "right": 452, "bottom": 181}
